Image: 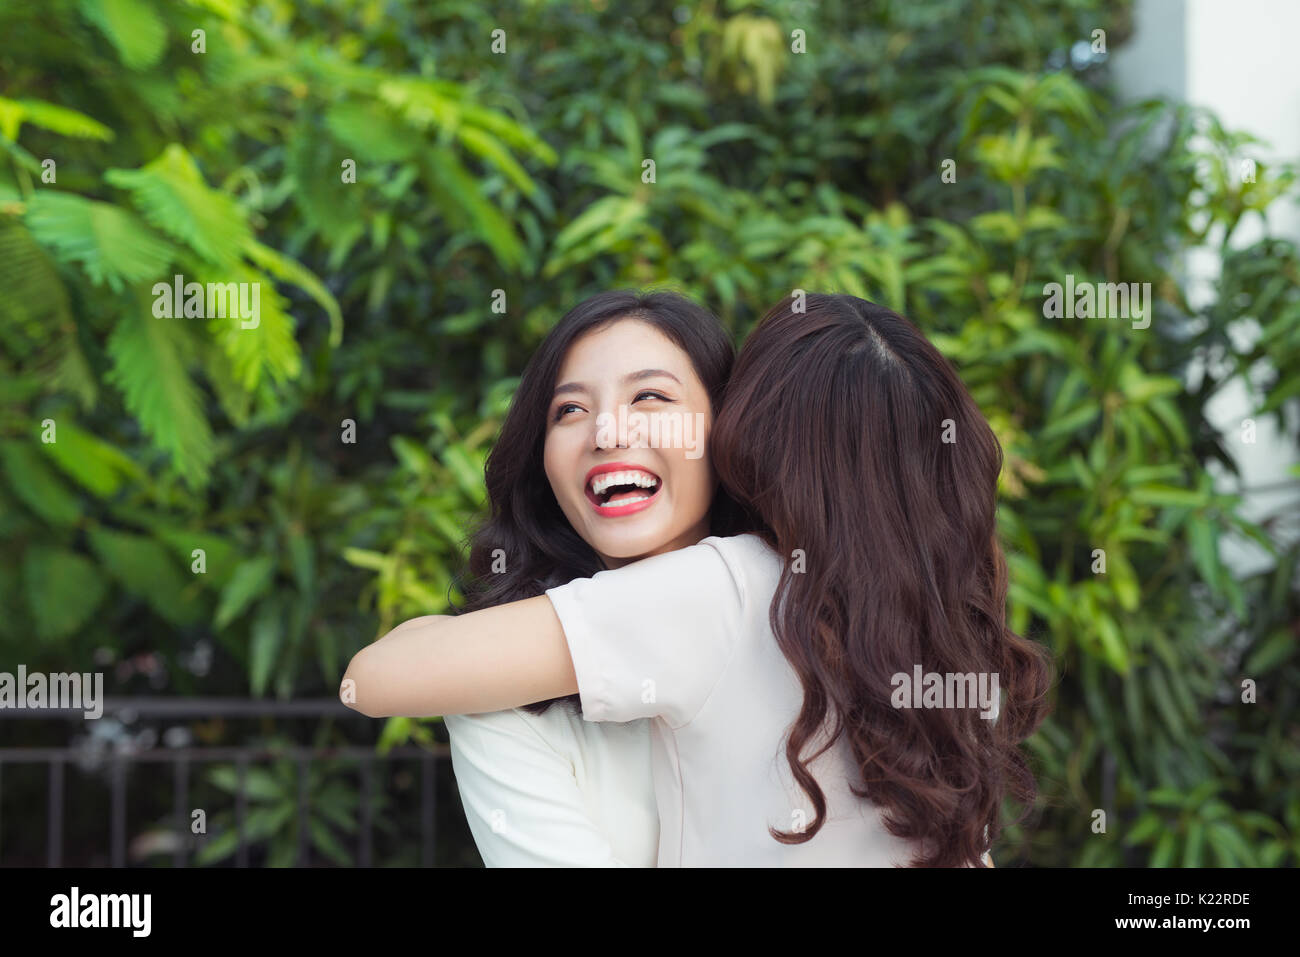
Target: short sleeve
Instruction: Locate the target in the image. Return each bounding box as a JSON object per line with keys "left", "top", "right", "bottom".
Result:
{"left": 544, "top": 535, "right": 751, "bottom": 729}
{"left": 444, "top": 710, "right": 638, "bottom": 866}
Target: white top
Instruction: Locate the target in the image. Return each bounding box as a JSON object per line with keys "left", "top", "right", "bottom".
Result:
{"left": 443, "top": 705, "right": 659, "bottom": 867}
{"left": 546, "top": 533, "right": 936, "bottom": 867}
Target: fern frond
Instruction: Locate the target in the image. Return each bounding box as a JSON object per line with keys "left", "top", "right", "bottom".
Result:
{"left": 242, "top": 237, "right": 344, "bottom": 346}
{"left": 0, "top": 219, "right": 74, "bottom": 360}
{"left": 106, "top": 144, "right": 251, "bottom": 268}
{"left": 0, "top": 96, "right": 114, "bottom": 142}
{"left": 325, "top": 100, "right": 415, "bottom": 164}
{"left": 22, "top": 546, "right": 107, "bottom": 641}
{"left": 199, "top": 263, "right": 303, "bottom": 391}
{"left": 420, "top": 147, "right": 527, "bottom": 270}
{"left": 105, "top": 307, "right": 215, "bottom": 487}
{"left": 286, "top": 129, "right": 364, "bottom": 235}
{"left": 25, "top": 191, "right": 176, "bottom": 291}
{"left": 50, "top": 336, "right": 99, "bottom": 410}
{"left": 78, "top": 0, "right": 166, "bottom": 71}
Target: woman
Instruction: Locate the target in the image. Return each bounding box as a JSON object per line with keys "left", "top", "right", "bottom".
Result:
{"left": 346, "top": 293, "right": 1050, "bottom": 866}
{"left": 433, "top": 289, "right": 748, "bottom": 865}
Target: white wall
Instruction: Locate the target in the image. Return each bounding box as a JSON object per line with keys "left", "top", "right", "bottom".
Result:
{"left": 1112, "top": 0, "right": 1300, "bottom": 577}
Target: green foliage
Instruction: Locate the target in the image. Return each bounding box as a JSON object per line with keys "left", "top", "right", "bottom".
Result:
{"left": 1, "top": 0, "right": 1296, "bottom": 868}
{"left": 193, "top": 736, "right": 394, "bottom": 867}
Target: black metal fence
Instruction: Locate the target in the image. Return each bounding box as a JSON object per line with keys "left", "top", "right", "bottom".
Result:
{"left": 0, "top": 698, "right": 455, "bottom": 867}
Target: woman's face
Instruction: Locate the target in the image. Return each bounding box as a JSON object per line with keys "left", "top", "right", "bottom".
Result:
{"left": 544, "top": 318, "right": 717, "bottom": 568}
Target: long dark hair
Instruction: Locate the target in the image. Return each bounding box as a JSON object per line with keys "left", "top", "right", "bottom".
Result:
{"left": 454, "top": 289, "right": 749, "bottom": 714}
{"left": 710, "top": 293, "right": 1054, "bottom": 867}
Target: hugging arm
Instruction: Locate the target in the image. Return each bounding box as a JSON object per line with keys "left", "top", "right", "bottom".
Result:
{"left": 341, "top": 601, "right": 577, "bottom": 718}
{"left": 340, "top": 540, "right": 742, "bottom": 722}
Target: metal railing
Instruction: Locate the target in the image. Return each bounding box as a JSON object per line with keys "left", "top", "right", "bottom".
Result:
{"left": 0, "top": 698, "right": 451, "bottom": 867}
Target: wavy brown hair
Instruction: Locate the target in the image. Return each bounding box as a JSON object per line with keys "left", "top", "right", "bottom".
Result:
{"left": 710, "top": 293, "right": 1054, "bottom": 867}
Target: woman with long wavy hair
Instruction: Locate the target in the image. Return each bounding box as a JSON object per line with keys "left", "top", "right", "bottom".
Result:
{"left": 345, "top": 292, "right": 1053, "bottom": 866}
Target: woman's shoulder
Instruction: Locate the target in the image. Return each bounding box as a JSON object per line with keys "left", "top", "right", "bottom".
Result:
{"left": 697, "top": 533, "right": 783, "bottom": 580}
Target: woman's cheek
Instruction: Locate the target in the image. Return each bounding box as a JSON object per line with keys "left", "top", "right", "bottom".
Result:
{"left": 680, "top": 457, "right": 713, "bottom": 521}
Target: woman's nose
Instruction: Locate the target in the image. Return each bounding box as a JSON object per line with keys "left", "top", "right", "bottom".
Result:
{"left": 592, "top": 401, "right": 647, "bottom": 450}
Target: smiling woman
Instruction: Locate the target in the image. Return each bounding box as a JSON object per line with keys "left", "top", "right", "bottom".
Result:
{"left": 349, "top": 290, "right": 749, "bottom": 866}
{"left": 541, "top": 319, "right": 722, "bottom": 569}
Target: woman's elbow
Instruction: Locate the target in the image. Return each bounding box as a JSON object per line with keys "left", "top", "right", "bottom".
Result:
{"left": 340, "top": 649, "right": 387, "bottom": 718}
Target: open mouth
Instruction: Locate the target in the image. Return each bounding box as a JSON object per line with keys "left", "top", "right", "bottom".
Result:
{"left": 584, "top": 466, "right": 662, "bottom": 514}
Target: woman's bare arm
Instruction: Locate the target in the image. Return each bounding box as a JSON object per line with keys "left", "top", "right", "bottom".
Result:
{"left": 340, "top": 598, "right": 578, "bottom": 718}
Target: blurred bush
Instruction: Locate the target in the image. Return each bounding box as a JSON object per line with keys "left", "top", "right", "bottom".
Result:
{"left": 0, "top": 0, "right": 1296, "bottom": 866}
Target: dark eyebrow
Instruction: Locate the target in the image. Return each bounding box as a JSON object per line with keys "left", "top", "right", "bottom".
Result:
{"left": 625, "top": 369, "right": 682, "bottom": 385}
{"left": 551, "top": 369, "right": 681, "bottom": 399}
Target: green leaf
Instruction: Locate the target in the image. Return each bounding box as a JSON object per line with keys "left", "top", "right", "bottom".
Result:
{"left": 241, "top": 238, "right": 343, "bottom": 347}
{"left": 207, "top": 765, "right": 285, "bottom": 801}
{"left": 1128, "top": 484, "right": 1207, "bottom": 509}
{"left": 421, "top": 147, "right": 526, "bottom": 270}
{"left": 341, "top": 548, "right": 392, "bottom": 573}
{"left": 215, "top": 555, "right": 277, "bottom": 631}
{"left": 200, "top": 263, "right": 303, "bottom": 389}
{"left": 309, "top": 817, "right": 352, "bottom": 866}
{"left": 1106, "top": 547, "right": 1141, "bottom": 612}
{"left": 40, "top": 420, "right": 141, "bottom": 498}
{"left": 25, "top": 192, "right": 176, "bottom": 293}
{"left": 87, "top": 526, "right": 198, "bottom": 626}
{"left": 1147, "top": 667, "right": 1188, "bottom": 741}
{"left": 0, "top": 220, "right": 76, "bottom": 347}
{"left": 107, "top": 144, "right": 251, "bottom": 268}
{"left": 442, "top": 444, "right": 485, "bottom": 503}
{"left": 325, "top": 100, "right": 416, "bottom": 164}
{"left": 1207, "top": 821, "right": 1256, "bottom": 867}
{"left": 79, "top": 0, "right": 166, "bottom": 70}
{"left": 1187, "top": 514, "right": 1222, "bottom": 592}
{"left": 0, "top": 440, "right": 82, "bottom": 525}
{"left": 105, "top": 312, "right": 214, "bottom": 487}
{"left": 457, "top": 124, "right": 537, "bottom": 195}
{"left": 1150, "top": 829, "right": 1177, "bottom": 867}
{"left": 196, "top": 804, "right": 293, "bottom": 865}
{"left": 249, "top": 599, "right": 283, "bottom": 697}
{"left": 1124, "top": 810, "right": 1164, "bottom": 846}
{"left": 22, "top": 546, "right": 107, "bottom": 642}
{"left": 1093, "top": 612, "right": 1129, "bottom": 674}
{"left": 1244, "top": 629, "right": 1296, "bottom": 674}
{"left": 1040, "top": 401, "right": 1100, "bottom": 440}
{"left": 0, "top": 96, "right": 113, "bottom": 141}
{"left": 151, "top": 528, "right": 240, "bottom": 586}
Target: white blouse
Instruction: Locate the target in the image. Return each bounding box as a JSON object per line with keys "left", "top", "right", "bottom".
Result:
{"left": 547, "top": 532, "right": 974, "bottom": 867}
{"left": 443, "top": 704, "right": 659, "bottom": 867}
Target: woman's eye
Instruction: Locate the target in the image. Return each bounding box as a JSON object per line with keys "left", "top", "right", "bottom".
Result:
{"left": 633, "top": 390, "right": 671, "bottom": 403}
{"left": 553, "top": 403, "right": 582, "bottom": 421}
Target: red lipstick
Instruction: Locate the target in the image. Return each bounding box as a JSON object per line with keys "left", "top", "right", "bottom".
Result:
{"left": 583, "top": 462, "right": 662, "bottom": 517}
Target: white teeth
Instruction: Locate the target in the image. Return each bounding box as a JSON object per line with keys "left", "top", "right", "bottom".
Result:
{"left": 589, "top": 469, "right": 660, "bottom": 496}
{"left": 598, "top": 494, "right": 651, "bottom": 508}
